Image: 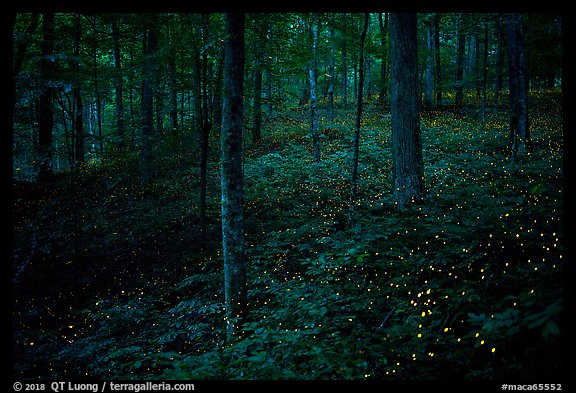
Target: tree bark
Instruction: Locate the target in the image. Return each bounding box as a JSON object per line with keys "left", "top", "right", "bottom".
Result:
{"left": 494, "top": 17, "right": 505, "bottom": 104}
{"left": 168, "top": 16, "right": 179, "bottom": 136}
{"left": 328, "top": 14, "right": 335, "bottom": 121}
{"left": 505, "top": 13, "right": 530, "bottom": 158}
{"left": 341, "top": 14, "right": 348, "bottom": 106}
{"left": 38, "top": 13, "right": 55, "bottom": 182}
{"left": 481, "top": 24, "right": 488, "bottom": 124}
{"left": 252, "top": 60, "right": 262, "bottom": 144}
{"left": 348, "top": 13, "right": 369, "bottom": 225}
{"left": 424, "top": 15, "right": 435, "bottom": 110}
{"left": 434, "top": 13, "right": 442, "bottom": 105}
{"left": 73, "top": 14, "right": 84, "bottom": 167}
{"left": 221, "top": 12, "right": 247, "bottom": 340}
{"left": 140, "top": 14, "right": 159, "bottom": 186}
{"left": 112, "top": 20, "right": 125, "bottom": 151}
{"left": 309, "top": 15, "right": 321, "bottom": 163}
{"left": 390, "top": 13, "right": 424, "bottom": 210}
{"left": 455, "top": 13, "right": 466, "bottom": 107}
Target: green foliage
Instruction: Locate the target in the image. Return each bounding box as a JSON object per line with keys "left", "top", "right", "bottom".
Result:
{"left": 13, "top": 71, "right": 562, "bottom": 381}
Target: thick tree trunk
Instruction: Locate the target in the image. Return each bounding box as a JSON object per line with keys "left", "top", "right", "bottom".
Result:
{"left": 390, "top": 13, "right": 424, "bottom": 210}
{"left": 505, "top": 13, "right": 530, "bottom": 158}
{"left": 221, "top": 13, "right": 247, "bottom": 340}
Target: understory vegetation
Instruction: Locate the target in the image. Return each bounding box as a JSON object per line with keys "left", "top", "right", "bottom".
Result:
{"left": 13, "top": 91, "right": 563, "bottom": 380}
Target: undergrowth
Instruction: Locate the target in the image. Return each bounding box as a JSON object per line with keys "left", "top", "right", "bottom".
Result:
{"left": 12, "top": 91, "right": 563, "bottom": 380}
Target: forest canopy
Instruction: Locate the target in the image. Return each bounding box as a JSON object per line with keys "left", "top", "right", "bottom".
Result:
{"left": 12, "top": 12, "right": 564, "bottom": 384}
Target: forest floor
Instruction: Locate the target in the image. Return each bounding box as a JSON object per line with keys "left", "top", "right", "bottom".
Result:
{"left": 12, "top": 91, "right": 564, "bottom": 381}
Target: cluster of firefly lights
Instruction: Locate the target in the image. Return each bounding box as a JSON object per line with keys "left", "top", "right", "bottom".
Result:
{"left": 17, "top": 102, "right": 562, "bottom": 379}
{"left": 243, "top": 112, "right": 562, "bottom": 376}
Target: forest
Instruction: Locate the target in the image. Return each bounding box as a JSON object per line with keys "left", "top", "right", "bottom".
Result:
{"left": 11, "top": 11, "right": 564, "bottom": 384}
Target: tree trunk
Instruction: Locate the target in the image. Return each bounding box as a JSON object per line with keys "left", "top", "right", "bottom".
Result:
{"left": 390, "top": 13, "right": 424, "bottom": 210}
{"left": 73, "top": 14, "right": 84, "bottom": 167}
{"left": 505, "top": 13, "right": 530, "bottom": 158}
{"left": 309, "top": 15, "right": 321, "bottom": 163}
{"left": 328, "top": 14, "right": 335, "bottom": 121}
{"left": 481, "top": 24, "right": 488, "bottom": 124}
{"left": 378, "top": 13, "right": 388, "bottom": 106}
{"left": 221, "top": 13, "right": 247, "bottom": 340}
{"left": 140, "top": 14, "right": 159, "bottom": 186}
{"left": 494, "top": 18, "right": 505, "bottom": 104}
{"left": 348, "top": 13, "right": 369, "bottom": 225}
{"left": 252, "top": 61, "right": 262, "bottom": 144}
{"left": 341, "top": 14, "right": 348, "bottom": 106}
{"left": 455, "top": 13, "right": 466, "bottom": 107}
{"left": 169, "top": 16, "right": 179, "bottom": 136}
{"left": 112, "top": 20, "right": 125, "bottom": 151}
{"left": 434, "top": 13, "right": 442, "bottom": 105}
{"left": 38, "top": 13, "right": 55, "bottom": 182}
{"left": 424, "top": 15, "right": 435, "bottom": 110}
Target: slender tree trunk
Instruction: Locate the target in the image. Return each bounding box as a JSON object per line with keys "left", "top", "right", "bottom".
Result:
{"left": 455, "top": 13, "right": 466, "bottom": 107}
{"left": 221, "top": 13, "right": 247, "bottom": 340}
{"left": 95, "top": 95, "right": 103, "bottom": 154}
{"left": 341, "top": 14, "right": 348, "bottom": 106}
{"left": 38, "top": 13, "right": 55, "bottom": 182}
{"left": 494, "top": 18, "right": 505, "bottom": 104}
{"left": 328, "top": 14, "right": 335, "bottom": 121}
{"left": 481, "top": 24, "right": 488, "bottom": 124}
{"left": 73, "top": 15, "right": 84, "bottom": 167}
{"left": 378, "top": 13, "right": 389, "bottom": 106}
{"left": 434, "top": 13, "right": 442, "bottom": 105}
{"left": 252, "top": 60, "right": 262, "bottom": 144}
{"left": 309, "top": 15, "right": 321, "bottom": 163}
{"left": 112, "top": 20, "right": 125, "bottom": 151}
{"left": 348, "top": 13, "right": 369, "bottom": 226}
{"left": 424, "top": 15, "right": 435, "bottom": 110}
{"left": 263, "top": 22, "right": 273, "bottom": 117}
{"left": 169, "top": 17, "right": 179, "bottom": 136}
{"left": 390, "top": 13, "right": 424, "bottom": 210}
{"left": 468, "top": 34, "right": 476, "bottom": 93}
{"left": 140, "top": 14, "right": 159, "bottom": 185}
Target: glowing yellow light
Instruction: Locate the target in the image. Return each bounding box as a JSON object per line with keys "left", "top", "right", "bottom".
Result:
{"left": 492, "top": 347, "right": 496, "bottom": 353}
{"left": 421, "top": 311, "right": 426, "bottom": 317}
